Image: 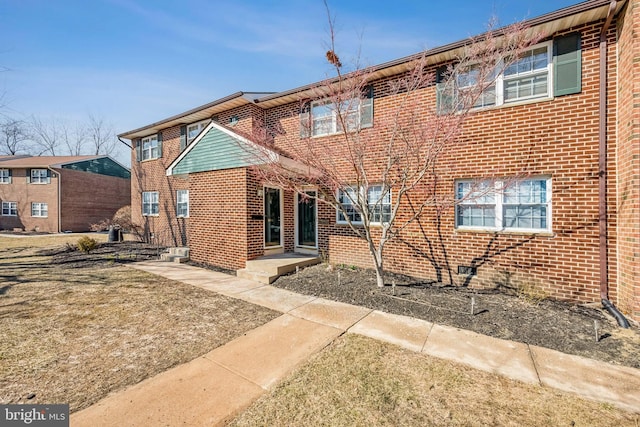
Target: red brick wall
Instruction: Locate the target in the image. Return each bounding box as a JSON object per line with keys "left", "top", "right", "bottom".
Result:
{"left": 616, "top": 0, "right": 640, "bottom": 320}
{"left": 263, "top": 21, "right": 622, "bottom": 309}
{"left": 0, "top": 168, "right": 59, "bottom": 232}
{"left": 59, "top": 168, "right": 130, "bottom": 232}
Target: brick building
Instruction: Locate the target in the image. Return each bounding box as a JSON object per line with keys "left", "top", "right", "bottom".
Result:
{"left": 0, "top": 155, "right": 131, "bottom": 233}
{"left": 120, "top": 0, "right": 639, "bottom": 322}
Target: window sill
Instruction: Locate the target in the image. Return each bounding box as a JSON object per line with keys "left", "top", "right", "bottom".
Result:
{"left": 142, "top": 214, "right": 160, "bottom": 217}
{"left": 140, "top": 158, "right": 161, "bottom": 163}
{"left": 455, "top": 227, "right": 553, "bottom": 237}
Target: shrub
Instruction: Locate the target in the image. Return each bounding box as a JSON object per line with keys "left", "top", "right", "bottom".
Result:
{"left": 77, "top": 236, "right": 99, "bottom": 254}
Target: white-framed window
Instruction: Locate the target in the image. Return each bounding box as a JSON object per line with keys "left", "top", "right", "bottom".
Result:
{"left": 0, "top": 169, "right": 10, "bottom": 184}
{"left": 337, "top": 185, "right": 391, "bottom": 224}
{"left": 176, "top": 190, "right": 189, "bottom": 217}
{"left": 311, "top": 99, "right": 361, "bottom": 137}
{"left": 31, "top": 202, "right": 48, "bottom": 218}
{"left": 142, "top": 191, "right": 159, "bottom": 216}
{"left": 30, "top": 169, "right": 50, "bottom": 184}
{"left": 141, "top": 135, "right": 159, "bottom": 161}
{"left": 441, "top": 41, "right": 553, "bottom": 112}
{"left": 2, "top": 201, "right": 17, "bottom": 216}
{"left": 455, "top": 178, "right": 551, "bottom": 232}
{"left": 187, "top": 120, "right": 209, "bottom": 144}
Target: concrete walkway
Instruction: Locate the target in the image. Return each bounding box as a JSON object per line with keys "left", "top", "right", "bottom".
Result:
{"left": 72, "top": 261, "right": 640, "bottom": 426}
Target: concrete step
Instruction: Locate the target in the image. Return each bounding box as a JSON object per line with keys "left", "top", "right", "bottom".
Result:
{"left": 236, "top": 269, "right": 278, "bottom": 284}
{"left": 160, "top": 253, "right": 189, "bottom": 263}
{"left": 168, "top": 247, "right": 190, "bottom": 258}
{"left": 244, "top": 255, "right": 320, "bottom": 276}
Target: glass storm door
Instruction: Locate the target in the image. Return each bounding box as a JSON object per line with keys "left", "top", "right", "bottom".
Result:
{"left": 297, "top": 191, "right": 317, "bottom": 247}
{"left": 264, "top": 187, "right": 281, "bottom": 247}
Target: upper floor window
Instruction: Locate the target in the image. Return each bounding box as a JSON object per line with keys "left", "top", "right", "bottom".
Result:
{"left": 176, "top": 190, "right": 189, "bottom": 217}
{"left": 31, "top": 202, "right": 48, "bottom": 218}
{"left": 187, "top": 120, "right": 209, "bottom": 144}
{"left": 438, "top": 41, "right": 554, "bottom": 112}
{"left": 0, "top": 169, "right": 10, "bottom": 184}
{"left": 455, "top": 178, "right": 551, "bottom": 232}
{"left": 301, "top": 86, "right": 374, "bottom": 138}
{"left": 337, "top": 184, "right": 391, "bottom": 225}
{"left": 2, "top": 201, "right": 17, "bottom": 216}
{"left": 141, "top": 135, "right": 160, "bottom": 161}
{"left": 142, "top": 191, "right": 159, "bottom": 216}
{"left": 30, "top": 169, "right": 50, "bottom": 184}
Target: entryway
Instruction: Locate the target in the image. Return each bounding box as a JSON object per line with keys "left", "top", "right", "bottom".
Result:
{"left": 295, "top": 190, "right": 317, "bottom": 253}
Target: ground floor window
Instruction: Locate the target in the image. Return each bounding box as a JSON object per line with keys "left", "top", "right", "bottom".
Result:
{"left": 31, "top": 202, "right": 48, "bottom": 217}
{"left": 337, "top": 185, "right": 391, "bottom": 224}
{"left": 456, "top": 178, "right": 550, "bottom": 232}
{"left": 2, "top": 201, "right": 17, "bottom": 216}
{"left": 142, "top": 191, "right": 159, "bottom": 216}
{"left": 176, "top": 190, "right": 189, "bottom": 217}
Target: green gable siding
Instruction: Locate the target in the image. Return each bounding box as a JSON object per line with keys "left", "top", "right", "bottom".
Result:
{"left": 62, "top": 157, "right": 130, "bottom": 179}
{"left": 172, "top": 126, "right": 263, "bottom": 175}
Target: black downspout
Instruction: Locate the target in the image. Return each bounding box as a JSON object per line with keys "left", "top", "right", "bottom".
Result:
{"left": 599, "top": 0, "right": 630, "bottom": 328}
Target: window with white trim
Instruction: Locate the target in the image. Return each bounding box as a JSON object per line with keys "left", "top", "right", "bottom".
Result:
{"left": 455, "top": 178, "right": 551, "bottom": 232}
{"left": 2, "top": 201, "right": 17, "bottom": 216}
{"left": 337, "top": 185, "right": 391, "bottom": 224}
{"left": 0, "top": 169, "right": 10, "bottom": 184}
{"left": 311, "top": 99, "right": 361, "bottom": 136}
{"left": 187, "top": 120, "right": 209, "bottom": 144}
{"left": 176, "top": 190, "right": 189, "bottom": 217}
{"left": 31, "top": 202, "right": 48, "bottom": 217}
{"left": 142, "top": 191, "right": 159, "bottom": 216}
{"left": 141, "top": 135, "right": 159, "bottom": 160}
{"left": 439, "top": 41, "right": 553, "bottom": 112}
{"left": 30, "top": 169, "right": 50, "bottom": 184}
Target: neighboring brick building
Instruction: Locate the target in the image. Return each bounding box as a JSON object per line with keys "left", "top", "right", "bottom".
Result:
{"left": 0, "top": 155, "right": 131, "bottom": 233}
{"left": 120, "top": 0, "right": 640, "bottom": 322}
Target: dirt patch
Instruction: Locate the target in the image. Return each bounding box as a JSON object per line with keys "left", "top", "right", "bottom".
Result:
{"left": 273, "top": 264, "right": 640, "bottom": 369}
{"left": 0, "top": 239, "right": 279, "bottom": 412}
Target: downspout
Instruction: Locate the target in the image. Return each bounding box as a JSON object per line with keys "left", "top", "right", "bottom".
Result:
{"left": 48, "top": 166, "right": 61, "bottom": 234}
{"left": 599, "top": 0, "right": 630, "bottom": 327}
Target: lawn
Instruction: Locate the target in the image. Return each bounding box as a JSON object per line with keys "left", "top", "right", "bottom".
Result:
{"left": 231, "top": 334, "right": 640, "bottom": 426}
{"left": 0, "top": 234, "right": 279, "bottom": 412}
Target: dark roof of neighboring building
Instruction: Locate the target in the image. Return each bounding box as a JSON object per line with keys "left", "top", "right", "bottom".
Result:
{"left": 119, "top": 0, "right": 624, "bottom": 140}
{"left": 0, "top": 155, "right": 131, "bottom": 179}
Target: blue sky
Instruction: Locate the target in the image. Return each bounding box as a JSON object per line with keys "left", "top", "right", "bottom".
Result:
{"left": 1, "top": 0, "right": 580, "bottom": 164}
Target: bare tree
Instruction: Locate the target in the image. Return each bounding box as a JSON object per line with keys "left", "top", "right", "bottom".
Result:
{"left": 0, "top": 118, "right": 31, "bottom": 155}
{"left": 60, "top": 120, "right": 87, "bottom": 156}
{"left": 86, "top": 113, "right": 117, "bottom": 156}
{"left": 251, "top": 12, "right": 541, "bottom": 287}
{"left": 30, "top": 116, "right": 61, "bottom": 155}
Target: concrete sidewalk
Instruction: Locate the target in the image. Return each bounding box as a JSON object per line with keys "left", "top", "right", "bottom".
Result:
{"left": 72, "top": 261, "right": 640, "bottom": 426}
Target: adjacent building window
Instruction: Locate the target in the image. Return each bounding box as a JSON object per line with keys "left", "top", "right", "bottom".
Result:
{"left": 30, "top": 169, "right": 50, "bottom": 184}
{"left": 142, "top": 191, "right": 159, "bottom": 216}
{"left": 141, "top": 135, "right": 160, "bottom": 160}
{"left": 0, "top": 169, "right": 10, "bottom": 184}
{"left": 176, "top": 190, "right": 189, "bottom": 217}
{"left": 455, "top": 178, "right": 550, "bottom": 232}
{"left": 187, "top": 120, "right": 209, "bottom": 144}
{"left": 337, "top": 185, "right": 391, "bottom": 224}
{"left": 31, "top": 202, "right": 48, "bottom": 217}
{"left": 503, "top": 44, "right": 552, "bottom": 103}
{"left": 2, "top": 201, "right": 17, "bottom": 216}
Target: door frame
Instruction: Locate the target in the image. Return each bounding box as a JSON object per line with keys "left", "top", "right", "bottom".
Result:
{"left": 294, "top": 189, "right": 318, "bottom": 254}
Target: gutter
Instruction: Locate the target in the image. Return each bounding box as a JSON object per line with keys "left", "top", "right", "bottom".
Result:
{"left": 598, "top": 0, "right": 630, "bottom": 328}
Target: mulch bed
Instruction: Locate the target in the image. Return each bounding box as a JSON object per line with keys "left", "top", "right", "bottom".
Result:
{"left": 272, "top": 263, "right": 640, "bottom": 369}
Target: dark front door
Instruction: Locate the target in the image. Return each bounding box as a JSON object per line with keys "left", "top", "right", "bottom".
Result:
{"left": 297, "top": 191, "right": 317, "bottom": 248}
{"left": 264, "top": 187, "right": 281, "bottom": 247}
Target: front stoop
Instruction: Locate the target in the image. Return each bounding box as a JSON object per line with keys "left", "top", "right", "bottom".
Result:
{"left": 160, "top": 247, "right": 190, "bottom": 263}
{"left": 237, "top": 253, "right": 320, "bottom": 284}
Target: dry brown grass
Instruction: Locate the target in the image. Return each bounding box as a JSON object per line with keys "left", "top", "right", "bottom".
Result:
{"left": 231, "top": 334, "right": 640, "bottom": 426}
{"left": 0, "top": 235, "right": 279, "bottom": 412}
